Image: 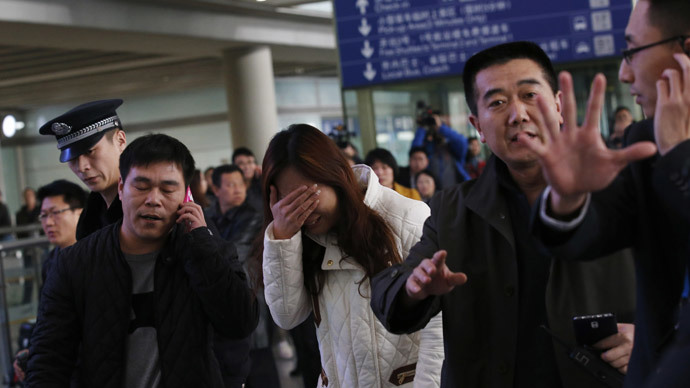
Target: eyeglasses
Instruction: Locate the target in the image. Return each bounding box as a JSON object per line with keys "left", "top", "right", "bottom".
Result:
{"left": 39, "top": 208, "right": 74, "bottom": 221}
{"left": 622, "top": 35, "right": 688, "bottom": 64}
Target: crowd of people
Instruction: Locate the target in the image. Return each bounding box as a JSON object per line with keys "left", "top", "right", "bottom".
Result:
{"left": 1, "top": 0, "right": 689, "bottom": 387}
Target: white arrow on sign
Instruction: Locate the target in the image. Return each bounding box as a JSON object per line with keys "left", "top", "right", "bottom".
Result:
{"left": 363, "top": 62, "right": 376, "bottom": 81}
{"left": 358, "top": 18, "right": 371, "bottom": 37}
{"left": 361, "top": 40, "right": 374, "bottom": 58}
{"left": 356, "top": 0, "right": 368, "bottom": 15}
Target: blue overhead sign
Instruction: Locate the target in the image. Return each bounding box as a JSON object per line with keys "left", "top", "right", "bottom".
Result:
{"left": 334, "top": 0, "right": 633, "bottom": 89}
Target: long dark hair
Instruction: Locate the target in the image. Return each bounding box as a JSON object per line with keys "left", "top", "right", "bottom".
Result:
{"left": 253, "top": 124, "right": 402, "bottom": 296}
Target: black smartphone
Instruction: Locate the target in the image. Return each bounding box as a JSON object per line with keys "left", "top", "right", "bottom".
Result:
{"left": 572, "top": 313, "right": 618, "bottom": 346}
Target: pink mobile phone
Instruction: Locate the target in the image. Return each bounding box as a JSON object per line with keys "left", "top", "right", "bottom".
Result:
{"left": 183, "top": 187, "right": 194, "bottom": 232}
{"left": 184, "top": 186, "right": 194, "bottom": 203}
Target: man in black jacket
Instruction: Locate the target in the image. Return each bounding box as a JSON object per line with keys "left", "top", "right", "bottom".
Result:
{"left": 26, "top": 134, "right": 259, "bottom": 388}
{"left": 522, "top": 1, "right": 690, "bottom": 386}
{"left": 370, "top": 41, "right": 637, "bottom": 388}
{"left": 40, "top": 99, "right": 127, "bottom": 240}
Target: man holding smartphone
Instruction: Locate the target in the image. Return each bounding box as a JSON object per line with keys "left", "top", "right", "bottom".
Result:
{"left": 520, "top": 0, "right": 690, "bottom": 386}
{"left": 371, "top": 41, "right": 636, "bottom": 388}
{"left": 26, "top": 134, "right": 258, "bottom": 388}
{"left": 40, "top": 99, "right": 127, "bottom": 239}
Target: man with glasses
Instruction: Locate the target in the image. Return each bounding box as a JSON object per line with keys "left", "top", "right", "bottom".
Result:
{"left": 40, "top": 99, "right": 127, "bottom": 240}
{"left": 12, "top": 179, "right": 86, "bottom": 383}
{"left": 521, "top": 0, "right": 690, "bottom": 386}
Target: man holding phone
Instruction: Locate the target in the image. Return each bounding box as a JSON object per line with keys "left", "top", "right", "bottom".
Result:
{"left": 26, "top": 134, "right": 258, "bottom": 388}
{"left": 521, "top": 0, "right": 690, "bottom": 386}
{"left": 371, "top": 41, "right": 636, "bottom": 388}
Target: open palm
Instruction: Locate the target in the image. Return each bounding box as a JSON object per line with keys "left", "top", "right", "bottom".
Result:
{"left": 520, "top": 72, "right": 656, "bottom": 212}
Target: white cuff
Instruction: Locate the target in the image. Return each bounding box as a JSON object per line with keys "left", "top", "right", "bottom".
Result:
{"left": 539, "top": 186, "right": 591, "bottom": 232}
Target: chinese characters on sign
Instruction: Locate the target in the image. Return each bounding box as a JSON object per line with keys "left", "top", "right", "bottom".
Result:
{"left": 335, "top": 0, "right": 632, "bottom": 88}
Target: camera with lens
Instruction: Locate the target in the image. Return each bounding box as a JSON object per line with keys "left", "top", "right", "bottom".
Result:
{"left": 416, "top": 101, "right": 443, "bottom": 142}
{"left": 327, "top": 123, "right": 355, "bottom": 144}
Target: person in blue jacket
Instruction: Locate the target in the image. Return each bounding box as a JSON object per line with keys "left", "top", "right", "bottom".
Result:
{"left": 411, "top": 109, "right": 470, "bottom": 188}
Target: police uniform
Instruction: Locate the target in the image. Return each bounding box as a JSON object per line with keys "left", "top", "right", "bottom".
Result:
{"left": 39, "top": 99, "right": 124, "bottom": 240}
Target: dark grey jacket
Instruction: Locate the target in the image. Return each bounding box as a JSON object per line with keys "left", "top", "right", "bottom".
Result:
{"left": 371, "top": 156, "right": 636, "bottom": 388}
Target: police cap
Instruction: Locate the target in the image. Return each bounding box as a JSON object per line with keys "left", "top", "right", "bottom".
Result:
{"left": 39, "top": 99, "right": 124, "bottom": 163}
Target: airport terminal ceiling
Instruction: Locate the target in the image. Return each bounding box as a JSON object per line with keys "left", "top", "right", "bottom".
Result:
{"left": 0, "top": 0, "right": 337, "bottom": 110}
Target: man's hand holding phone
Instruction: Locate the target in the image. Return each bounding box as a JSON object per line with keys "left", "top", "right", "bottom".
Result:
{"left": 177, "top": 187, "right": 206, "bottom": 232}
{"left": 593, "top": 323, "right": 635, "bottom": 374}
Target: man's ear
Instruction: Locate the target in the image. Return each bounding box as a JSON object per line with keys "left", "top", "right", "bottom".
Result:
{"left": 118, "top": 176, "right": 124, "bottom": 201}
{"left": 115, "top": 130, "right": 127, "bottom": 153}
{"left": 468, "top": 115, "right": 486, "bottom": 143}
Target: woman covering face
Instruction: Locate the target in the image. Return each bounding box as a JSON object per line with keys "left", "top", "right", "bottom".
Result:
{"left": 258, "top": 124, "right": 443, "bottom": 388}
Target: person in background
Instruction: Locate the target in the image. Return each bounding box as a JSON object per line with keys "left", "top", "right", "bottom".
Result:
{"left": 412, "top": 107, "right": 471, "bottom": 187}
{"left": 26, "top": 134, "right": 258, "bottom": 388}
{"left": 39, "top": 99, "right": 127, "bottom": 240}
{"left": 205, "top": 164, "right": 280, "bottom": 388}
{"left": 606, "top": 106, "right": 635, "bottom": 149}
{"left": 11, "top": 179, "right": 87, "bottom": 384}
{"left": 397, "top": 147, "right": 429, "bottom": 189}
{"left": 260, "top": 124, "right": 442, "bottom": 388}
{"left": 204, "top": 166, "right": 216, "bottom": 206}
{"left": 336, "top": 140, "right": 363, "bottom": 166}
{"left": 464, "top": 136, "right": 486, "bottom": 179}
{"left": 190, "top": 169, "right": 210, "bottom": 209}
{"left": 16, "top": 187, "right": 40, "bottom": 237}
{"left": 232, "top": 147, "right": 262, "bottom": 213}
{"left": 415, "top": 170, "right": 439, "bottom": 204}
{"left": 365, "top": 148, "right": 422, "bottom": 200}
{"left": 0, "top": 188, "right": 11, "bottom": 240}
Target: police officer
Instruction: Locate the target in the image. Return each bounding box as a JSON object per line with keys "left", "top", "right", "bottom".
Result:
{"left": 40, "top": 99, "right": 127, "bottom": 239}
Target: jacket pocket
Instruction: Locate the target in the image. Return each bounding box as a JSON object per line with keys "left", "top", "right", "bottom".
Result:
{"left": 388, "top": 362, "right": 416, "bottom": 386}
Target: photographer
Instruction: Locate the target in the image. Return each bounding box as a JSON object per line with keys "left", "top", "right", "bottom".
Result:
{"left": 412, "top": 104, "right": 470, "bottom": 189}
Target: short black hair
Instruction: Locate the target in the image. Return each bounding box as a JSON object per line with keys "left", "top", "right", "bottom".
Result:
{"left": 211, "top": 164, "right": 244, "bottom": 187}
{"left": 232, "top": 147, "right": 255, "bottom": 164}
{"left": 647, "top": 0, "right": 690, "bottom": 38}
{"left": 415, "top": 169, "right": 440, "bottom": 191}
{"left": 37, "top": 180, "right": 87, "bottom": 210}
{"left": 463, "top": 41, "right": 558, "bottom": 115}
{"left": 119, "top": 134, "right": 195, "bottom": 187}
{"left": 408, "top": 146, "right": 427, "bottom": 158}
{"left": 364, "top": 148, "right": 399, "bottom": 178}
{"left": 614, "top": 106, "right": 631, "bottom": 115}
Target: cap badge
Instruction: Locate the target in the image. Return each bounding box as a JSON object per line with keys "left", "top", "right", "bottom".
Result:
{"left": 51, "top": 122, "right": 72, "bottom": 135}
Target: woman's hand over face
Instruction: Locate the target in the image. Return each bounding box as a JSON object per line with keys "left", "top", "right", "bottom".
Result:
{"left": 270, "top": 184, "right": 320, "bottom": 239}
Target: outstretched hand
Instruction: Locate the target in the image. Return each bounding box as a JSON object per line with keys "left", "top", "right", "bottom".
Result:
{"left": 519, "top": 72, "right": 657, "bottom": 215}
{"left": 654, "top": 53, "right": 690, "bottom": 155}
{"left": 405, "top": 250, "right": 468, "bottom": 301}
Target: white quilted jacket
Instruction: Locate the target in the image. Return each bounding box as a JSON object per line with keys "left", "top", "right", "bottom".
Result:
{"left": 263, "top": 165, "right": 443, "bottom": 388}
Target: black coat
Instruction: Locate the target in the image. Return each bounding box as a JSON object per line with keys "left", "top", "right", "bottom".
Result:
{"left": 532, "top": 119, "right": 690, "bottom": 387}
{"left": 636, "top": 136, "right": 690, "bottom": 388}
{"left": 75, "top": 192, "right": 122, "bottom": 240}
{"left": 370, "top": 156, "right": 637, "bottom": 388}
{"left": 26, "top": 221, "right": 259, "bottom": 388}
